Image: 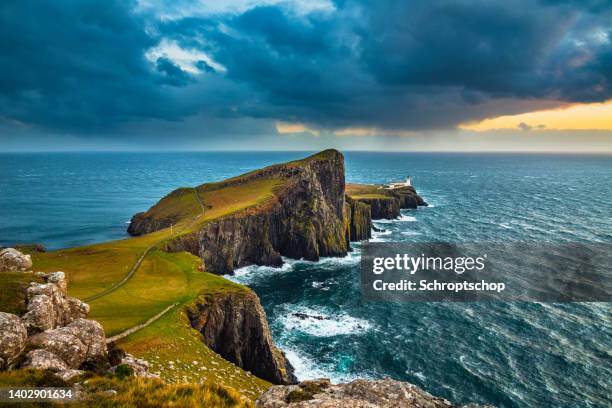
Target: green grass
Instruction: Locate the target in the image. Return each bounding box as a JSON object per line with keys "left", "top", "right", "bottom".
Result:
{"left": 0, "top": 369, "right": 251, "bottom": 407}
{"left": 0, "top": 272, "right": 44, "bottom": 314}
{"left": 0, "top": 174, "right": 290, "bottom": 402}
{"left": 349, "top": 194, "right": 394, "bottom": 200}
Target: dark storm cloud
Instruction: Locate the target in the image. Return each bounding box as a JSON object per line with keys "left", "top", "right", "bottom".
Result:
{"left": 0, "top": 0, "right": 195, "bottom": 130}
{"left": 0, "top": 0, "right": 611, "bottom": 136}
{"left": 161, "top": 0, "right": 612, "bottom": 129}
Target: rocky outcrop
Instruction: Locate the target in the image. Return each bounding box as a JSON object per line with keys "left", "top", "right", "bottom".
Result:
{"left": 129, "top": 150, "right": 349, "bottom": 275}
{"left": 0, "top": 312, "right": 28, "bottom": 369}
{"left": 22, "top": 272, "right": 90, "bottom": 334}
{"left": 391, "top": 186, "right": 427, "bottom": 209}
{"left": 345, "top": 197, "right": 372, "bottom": 241}
{"left": 345, "top": 184, "right": 427, "bottom": 221}
{"left": 0, "top": 248, "right": 32, "bottom": 272}
{"left": 256, "top": 378, "right": 493, "bottom": 408}
{"left": 188, "top": 290, "right": 296, "bottom": 385}
{"left": 0, "top": 268, "right": 157, "bottom": 382}
{"left": 358, "top": 197, "right": 401, "bottom": 220}
{"left": 109, "top": 353, "right": 160, "bottom": 379}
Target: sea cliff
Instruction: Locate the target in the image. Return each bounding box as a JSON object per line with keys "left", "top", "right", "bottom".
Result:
{"left": 129, "top": 150, "right": 351, "bottom": 274}
{"left": 125, "top": 150, "right": 428, "bottom": 390}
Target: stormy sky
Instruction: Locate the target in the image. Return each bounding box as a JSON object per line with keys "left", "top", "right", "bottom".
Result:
{"left": 1, "top": 0, "right": 611, "bottom": 151}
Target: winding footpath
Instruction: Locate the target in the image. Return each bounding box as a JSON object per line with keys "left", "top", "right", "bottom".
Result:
{"left": 84, "top": 188, "right": 206, "bottom": 339}
{"left": 106, "top": 302, "right": 179, "bottom": 344}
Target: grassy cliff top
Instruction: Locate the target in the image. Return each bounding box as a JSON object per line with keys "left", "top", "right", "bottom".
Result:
{"left": 0, "top": 158, "right": 317, "bottom": 400}
{"left": 346, "top": 183, "right": 391, "bottom": 200}
{"left": 1, "top": 150, "right": 348, "bottom": 400}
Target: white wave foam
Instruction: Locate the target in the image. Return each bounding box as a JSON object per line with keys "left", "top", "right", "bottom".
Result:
{"left": 278, "top": 305, "right": 372, "bottom": 337}
{"left": 311, "top": 281, "right": 330, "bottom": 291}
{"left": 282, "top": 346, "right": 371, "bottom": 383}
{"left": 398, "top": 214, "right": 417, "bottom": 222}
{"left": 400, "top": 231, "right": 421, "bottom": 236}
{"left": 227, "top": 261, "right": 293, "bottom": 284}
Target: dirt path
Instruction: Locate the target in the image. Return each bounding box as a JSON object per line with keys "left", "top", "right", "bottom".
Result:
{"left": 85, "top": 188, "right": 206, "bottom": 303}
{"left": 106, "top": 302, "right": 179, "bottom": 344}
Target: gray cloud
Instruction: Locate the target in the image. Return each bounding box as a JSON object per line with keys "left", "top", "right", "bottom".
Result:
{"left": 0, "top": 0, "right": 610, "bottom": 145}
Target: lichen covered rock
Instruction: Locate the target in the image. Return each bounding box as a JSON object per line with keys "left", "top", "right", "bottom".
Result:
{"left": 0, "top": 248, "right": 32, "bottom": 272}
{"left": 256, "top": 378, "right": 493, "bottom": 408}
{"left": 28, "top": 327, "right": 87, "bottom": 368}
{"left": 21, "top": 349, "right": 68, "bottom": 371}
{"left": 0, "top": 312, "right": 28, "bottom": 369}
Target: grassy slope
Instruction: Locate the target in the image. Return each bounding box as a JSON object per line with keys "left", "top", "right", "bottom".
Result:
{"left": 345, "top": 183, "right": 392, "bottom": 200}
{"left": 5, "top": 176, "right": 288, "bottom": 402}
{"left": 0, "top": 369, "right": 250, "bottom": 407}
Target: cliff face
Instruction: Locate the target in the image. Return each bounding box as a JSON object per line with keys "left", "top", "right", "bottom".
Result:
{"left": 345, "top": 183, "right": 427, "bottom": 221}
{"left": 129, "top": 150, "right": 350, "bottom": 275}
{"left": 345, "top": 197, "right": 372, "bottom": 241}
{"left": 188, "top": 290, "right": 297, "bottom": 385}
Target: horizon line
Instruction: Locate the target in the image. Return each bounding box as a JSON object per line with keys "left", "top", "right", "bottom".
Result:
{"left": 1, "top": 149, "right": 611, "bottom": 155}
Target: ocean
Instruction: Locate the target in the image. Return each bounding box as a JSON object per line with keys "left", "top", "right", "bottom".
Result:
{"left": 1, "top": 152, "right": 611, "bottom": 407}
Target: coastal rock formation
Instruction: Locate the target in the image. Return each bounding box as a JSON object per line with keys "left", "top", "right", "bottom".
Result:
{"left": 188, "top": 290, "right": 297, "bottom": 385}
{"left": 22, "top": 272, "right": 90, "bottom": 334}
{"left": 0, "top": 248, "right": 32, "bottom": 272}
{"left": 358, "top": 196, "right": 400, "bottom": 220}
{"left": 0, "top": 312, "right": 28, "bottom": 369}
{"left": 345, "top": 197, "right": 372, "bottom": 241}
{"left": 0, "top": 272, "right": 106, "bottom": 373}
{"left": 129, "top": 150, "right": 349, "bottom": 275}
{"left": 346, "top": 183, "right": 427, "bottom": 220}
{"left": 391, "top": 186, "right": 427, "bottom": 209}
{"left": 256, "top": 378, "right": 492, "bottom": 408}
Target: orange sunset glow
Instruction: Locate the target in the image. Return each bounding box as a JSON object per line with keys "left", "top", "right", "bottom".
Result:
{"left": 460, "top": 100, "right": 612, "bottom": 131}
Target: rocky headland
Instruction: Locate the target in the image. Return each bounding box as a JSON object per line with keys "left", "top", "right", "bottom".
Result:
{"left": 128, "top": 150, "right": 426, "bottom": 275}
{"left": 0, "top": 151, "right": 483, "bottom": 407}
{"left": 124, "top": 149, "right": 429, "bottom": 390}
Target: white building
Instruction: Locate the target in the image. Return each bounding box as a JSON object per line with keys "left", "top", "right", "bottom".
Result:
{"left": 383, "top": 176, "right": 412, "bottom": 189}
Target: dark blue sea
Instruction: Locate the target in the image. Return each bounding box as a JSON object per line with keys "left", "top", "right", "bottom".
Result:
{"left": 1, "top": 152, "right": 611, "bottom": 407}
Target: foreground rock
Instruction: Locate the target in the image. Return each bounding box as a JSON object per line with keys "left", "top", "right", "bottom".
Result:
{"left": 188, "top": 290, "right": 296, "bottom": 385}
{"left": 22, "top": 272, "right": 90, "bottom": 334}
{"left": 0, "top": 248, "right": 32, "bottom": 272}
{"left": 256, "top": 378, "right": 492, "bottom": 408}
{"left": 0, "top": 312, "right": 28, "bottom": 369}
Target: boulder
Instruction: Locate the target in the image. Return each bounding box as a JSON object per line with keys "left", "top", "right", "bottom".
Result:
{"left": 22, "top": 294, "right": 57, "bottom": 333}
{"left": 0, "top": 248, "right": 32, "bottom": 272}
{"left": 21, "top": 349, "right": 68, "bottom": 371}
{"left": 28, "top": 328, "right": 87, "bottom": 369}
{"left": 255, "top": 378, "right": 493, "bottom": 408}
{"left": 44, "top": 272, "right": 68, "bottom": 296}
{"left": 110, "top": 353, "right": 158, "bottom": 378}
{"left": 66, "top": 319, "right": 107, "bottom": 361}
{"left": 0, "top": 312, "right": 28, "bottom": 369}
{"left": 55, "top": 369, "right": 85, "bottom": 381}
{"left": 66, "top": 297, "right": 90, "bottom": 320}
{"left": 22, "top": 279, "right": 75, "bottom": 333}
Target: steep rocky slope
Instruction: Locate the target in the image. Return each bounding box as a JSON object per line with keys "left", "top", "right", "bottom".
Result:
{"left": 346, "top": 183, "right": 427, "bottom": 219}
{"left": 188, "top": 290, "right": 296, "bottom": 385}
{"left": 129, "top": 150, "right": 350, "bottom": 275}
